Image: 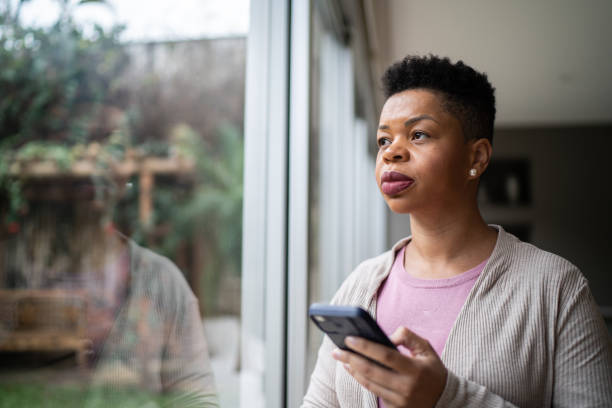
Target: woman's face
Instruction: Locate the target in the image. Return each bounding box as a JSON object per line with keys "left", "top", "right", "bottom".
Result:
{"left": 375, "top": 89, "right": 475, "bottom": 214}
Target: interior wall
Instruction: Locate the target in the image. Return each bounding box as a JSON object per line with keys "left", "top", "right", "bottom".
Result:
{"left": 375, "top": 0, "right": 612, "bottom": 126}
{"left": 489, "top": 126, "right": 612, "bottom": 307}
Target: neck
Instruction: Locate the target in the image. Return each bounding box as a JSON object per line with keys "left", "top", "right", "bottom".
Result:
{"left": 404, "top": 201, "right": 497, "bottom": 278}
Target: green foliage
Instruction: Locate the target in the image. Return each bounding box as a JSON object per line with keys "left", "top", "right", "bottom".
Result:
{"left": 0, "top": 0, "right": 129, "bottom": 146}
{"left": 113, "top": 123, "right": 244, "bottom": 314}
{"left": 0, "top": 382, "right": 219, "bottom": 407}
{"left": 169, "top": 123, "right": 243, "bottom": 312}
{"left": 0, "top": 0, "right": 130, "bottom": 224}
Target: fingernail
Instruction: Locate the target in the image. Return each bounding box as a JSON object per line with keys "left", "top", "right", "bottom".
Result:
{"left": 332, "top": 349, "right": 343, "bottom": 359}
{"left": 345, "top": 336, "right": 357, "bottom": 346}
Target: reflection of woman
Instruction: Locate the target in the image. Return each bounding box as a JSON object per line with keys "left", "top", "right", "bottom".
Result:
{"left": 303, "top": 56, "right": 612, "bottom": 407}
{"left": 0, "top": 184, "right": 218, "bottom": 406}
{"left": 86, "top": 233, "right": 219, "bottom": 407}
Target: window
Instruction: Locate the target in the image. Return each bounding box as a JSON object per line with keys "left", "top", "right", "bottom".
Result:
{"left": 1, "top": 1, "right": 385, "bottom": 406}
{"left": 1, "top": 1, "right": 248, "bottom": 406}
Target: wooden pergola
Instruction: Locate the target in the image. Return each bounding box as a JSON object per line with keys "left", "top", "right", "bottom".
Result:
{"left": 9, "top": 156, "right": 196, "bottom": 225}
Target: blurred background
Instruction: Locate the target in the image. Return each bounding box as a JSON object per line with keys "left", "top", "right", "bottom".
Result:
{"left": 0, "top": 0, "right": 610, "bottom": 407}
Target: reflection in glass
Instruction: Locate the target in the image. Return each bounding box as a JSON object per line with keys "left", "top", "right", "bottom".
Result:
{"left": 1, "top": 200, "right": 218, "bottom": 405}
{"left": 0, "top": 1, "right": 246, "bottom": 406}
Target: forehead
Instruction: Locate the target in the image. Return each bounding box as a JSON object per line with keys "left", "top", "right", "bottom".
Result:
{"left": 379, "top": 89, "right": 448, "bottom": 124}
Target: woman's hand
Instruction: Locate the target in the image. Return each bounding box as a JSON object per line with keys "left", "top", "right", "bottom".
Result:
{"left": 332, "top": 326, "right": 447, "bottom": 408}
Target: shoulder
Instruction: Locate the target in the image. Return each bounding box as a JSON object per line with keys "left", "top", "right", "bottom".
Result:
{"left": 331, "top": 249, "right": 395, "bottom": 306}
{"left": 128, "top": 239, "right": 197, "bottom": 303}
{"left": 494, "top": 229, "right": 587, "bottom": 297}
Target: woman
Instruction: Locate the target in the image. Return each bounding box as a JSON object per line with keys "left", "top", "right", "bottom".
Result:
{"left": 302, "top": 55, "right": 612, "bottom": 407}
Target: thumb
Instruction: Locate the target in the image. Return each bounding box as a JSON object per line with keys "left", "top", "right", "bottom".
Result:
{"left": 390, "top": 326, "right": 434, "bottom": 357}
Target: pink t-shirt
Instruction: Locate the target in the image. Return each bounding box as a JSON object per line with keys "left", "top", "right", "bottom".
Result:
{"left": 376, "top": 245, "right": 487, "bottom": 407}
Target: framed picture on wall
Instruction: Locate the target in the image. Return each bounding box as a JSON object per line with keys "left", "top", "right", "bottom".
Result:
{"left": 479, "top": 158, "right": 531, "bottom": 206}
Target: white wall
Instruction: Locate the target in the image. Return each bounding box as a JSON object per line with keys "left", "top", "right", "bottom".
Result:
{"left": 377, "top": 0, "right": 612, "bottom": 126}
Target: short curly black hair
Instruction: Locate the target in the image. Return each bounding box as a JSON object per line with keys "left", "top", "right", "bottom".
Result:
{"left": 382, "top": 55, "right": 496, "bottom": 143}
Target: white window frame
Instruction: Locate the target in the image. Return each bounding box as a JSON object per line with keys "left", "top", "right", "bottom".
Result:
{"left": 241, "top": 0, "right": 290, "bottom": 407}
{"left": 286, "top": 0, "right": 311, "bottom": 407}
{"left": 242, "top": 1, "right": 384, "bottom": 407}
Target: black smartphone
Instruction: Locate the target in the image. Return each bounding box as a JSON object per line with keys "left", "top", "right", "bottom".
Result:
{"left": 309, "top": 303, "right": 396, "bottom": 368}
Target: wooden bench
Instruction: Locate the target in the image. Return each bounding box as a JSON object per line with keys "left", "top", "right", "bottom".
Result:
{"left": 0, "top": 289, "right": 91, "bottom": 367}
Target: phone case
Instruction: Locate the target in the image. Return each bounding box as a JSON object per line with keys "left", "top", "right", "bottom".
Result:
{"left": 308, "top": 304, "right": 396, "bottom": 350}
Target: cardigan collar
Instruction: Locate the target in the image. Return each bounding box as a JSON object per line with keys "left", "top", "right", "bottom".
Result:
{"left": 364, "top": 224, "right": 514, "bottom": 314}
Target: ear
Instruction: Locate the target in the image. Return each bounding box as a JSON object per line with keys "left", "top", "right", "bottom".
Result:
{"left": 468, "top": 138, "right": 492, "bottom": 178}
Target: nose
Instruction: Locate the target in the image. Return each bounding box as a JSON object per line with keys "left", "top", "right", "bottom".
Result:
{"left": 381, "top": 140, "right": 409, "bottom": 163}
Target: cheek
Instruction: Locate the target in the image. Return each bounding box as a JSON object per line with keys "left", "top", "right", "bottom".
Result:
{"left": 416, "top": 148, "right": 447, "bottom": 175}
{"left": 419, "top": 150, "right": 466, "bottom": 188}
{"left": 374, "top": 155, "right": 383, "bottom": 182}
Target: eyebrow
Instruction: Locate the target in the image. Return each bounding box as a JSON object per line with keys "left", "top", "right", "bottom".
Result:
{"left": 378, "top": 114, "right": 439, "bottom": 130}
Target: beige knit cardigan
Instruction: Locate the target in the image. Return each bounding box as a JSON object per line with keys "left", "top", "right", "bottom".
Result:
{"left": 302, "top": 227, "right": 612, "bottom": 407}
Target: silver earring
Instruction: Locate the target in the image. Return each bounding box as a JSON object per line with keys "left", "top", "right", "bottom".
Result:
{"left": 469, "top": 168, "right": 477, "bottom": 177}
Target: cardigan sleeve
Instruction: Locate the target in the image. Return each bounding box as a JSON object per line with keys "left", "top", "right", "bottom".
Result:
{"left": 301, "top": 272, "right": 358, "bottom": 408}
{"left": 156, "top": 257, "right": 219, "bottom": 407}
{"left": 301, "top": 262, "right": 373, "bottom": 408}
{"left": 160, "top": 297, "right": 219, "bottom": 407}
{"left": 435, "top": 370, "right": 519, "bottom": 408}
{"left": 301, "top": 334, "right": 341, "bottom": 408}
{"left": 552, "top": 280, "right": 612, "bottom": 407}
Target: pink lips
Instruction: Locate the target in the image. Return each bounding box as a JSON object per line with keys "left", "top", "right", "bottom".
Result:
{"left": 381, "top": 171, "right": 414, "bottom": 195}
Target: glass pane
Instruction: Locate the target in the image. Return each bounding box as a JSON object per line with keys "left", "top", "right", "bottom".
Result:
{"left": 0, "top": 1, "right": 248, "bottom": 406}
{"left": 306, "top": 2, "right": 387, "bottom": 382}
{"left": 307, "top": 3, "right": 326, "bottom": 377}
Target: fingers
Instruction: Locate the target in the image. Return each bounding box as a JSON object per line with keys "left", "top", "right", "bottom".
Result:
{"left": 348, "top": 367, "right": 408, "bottom": 407}
{"left": 343, "top": 336, "right": 409, "bottom": 372}
{"left": 332, "top": 339, "right": 448, "bottom": 408}
{"left": 332, "top": 348, "right": 409, "bottom": 407}
{"left": 390, "top": 326, "right": 433, "bottom": 356}
{"left": 333, "top": 331, "right": 448, "bottom": 408}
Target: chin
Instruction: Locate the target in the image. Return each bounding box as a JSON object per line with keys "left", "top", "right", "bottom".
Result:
{"left": 384, "top": 197, "right": 415, "bottom": 214}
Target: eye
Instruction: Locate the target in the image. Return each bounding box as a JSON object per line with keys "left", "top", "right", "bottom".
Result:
{"left": 412, "top": 131, "right": 429, "bottom": 141}
{"left": 377, "top": 137, "right": 391, "bottom": 148}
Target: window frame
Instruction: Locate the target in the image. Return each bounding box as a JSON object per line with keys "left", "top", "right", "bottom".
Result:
{"left": 241, "top": 0, "right": 290, "bottom": 406}
{"left": 241, "top": 1, "right": 384, "bottom": 406}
